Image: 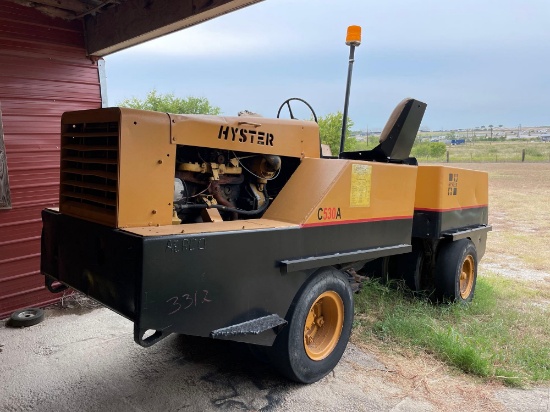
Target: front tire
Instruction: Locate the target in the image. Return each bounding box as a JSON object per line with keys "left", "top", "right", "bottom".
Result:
{"left": 269, "top": 267, "right": 353, "bottom": 383}
{"left": 435, "top": 239, "right": 478, "bottom": 303}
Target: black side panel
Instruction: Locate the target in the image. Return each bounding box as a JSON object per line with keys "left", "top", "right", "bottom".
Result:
{"left": 412, "top": 207, "right": 488, "bottom": 239}
{"left": 41, "top": 209, "right": 142, "bottom": 320}
{"left": 137, "top": 218, "right": 412, "bottom": 346}
{"left": 42, "top": 209, "right": 412, "bottom": 346}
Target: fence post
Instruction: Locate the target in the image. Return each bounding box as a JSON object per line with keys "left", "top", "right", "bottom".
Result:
{"left": 522, "top": 149, "right": 525, "bottom": 162}
{"left": 446, "top": 150, "right": 449, "bottom": 163}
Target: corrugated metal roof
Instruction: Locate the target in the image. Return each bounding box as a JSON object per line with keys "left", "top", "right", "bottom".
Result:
{"left": 5, "top": 0, "right": 264, "bottom": 56}
{"left": 0, "top": 1, "right": 102, "bottom": 318}
{"left": 6, "top": 0, "right": 122, "bottom": 21}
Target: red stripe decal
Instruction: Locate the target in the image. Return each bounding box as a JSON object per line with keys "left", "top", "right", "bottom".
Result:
{"left": 301, "top": 215, "right": 412, "bottom": 228}
{"left": 414, "top": 204, "right": 488, "bottom": 213}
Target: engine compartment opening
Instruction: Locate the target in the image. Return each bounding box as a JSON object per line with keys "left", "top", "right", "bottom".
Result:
{"left": 173, "top": 145, "right": 300, "bottom": 224}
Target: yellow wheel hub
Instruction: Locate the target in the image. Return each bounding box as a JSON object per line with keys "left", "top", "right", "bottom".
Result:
{"left": 459, "top": 255, "right": 475, "bottom": 299}
{"left": 303, "top": 291, "right": 344, "bottom": 361}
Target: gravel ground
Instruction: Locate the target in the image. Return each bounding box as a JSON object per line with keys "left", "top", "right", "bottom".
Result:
{"left": 1, "top": 302, "right": 548, "bottom": 412}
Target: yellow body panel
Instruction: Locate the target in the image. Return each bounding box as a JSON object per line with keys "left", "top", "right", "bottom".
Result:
{"left": 118, "top": 109, "right": 176, "bottom": 227}
{"left": 122, "top": 218, "right": 297, "bottom": 236}
{"left": 414, "top": 165, "right": 488, "bottom": 211}
{"left": 60, "top": 108, "right": 176, "bottom": 228}
{"left": 170, "top": 114, "right": 320, "bottom": 158}
{"left": 264, "top": 158, "right": 417, "bottom": 226}
{"left": 60, "top": 108, "right": 321, "bottom": 228}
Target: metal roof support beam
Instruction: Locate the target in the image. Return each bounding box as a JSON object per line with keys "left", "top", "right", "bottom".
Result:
{"left": 84, "top": 0, "right": 263, "bottom": 56}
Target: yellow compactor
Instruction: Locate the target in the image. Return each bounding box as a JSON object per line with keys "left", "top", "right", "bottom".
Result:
{"left": 41, "top": 96, "right": 490, "bottom": 383}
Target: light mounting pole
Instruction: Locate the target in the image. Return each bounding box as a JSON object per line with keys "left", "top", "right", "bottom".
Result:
{"left": 339, "top": 25, "right": 361, "bottom": 157}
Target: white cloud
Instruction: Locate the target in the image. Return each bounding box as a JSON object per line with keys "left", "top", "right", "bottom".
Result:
{"left": 117, "top": 27, "right": 269, "bottom": 58}
{"left": 106, "top": 0, "right": 550, "bottom": 129}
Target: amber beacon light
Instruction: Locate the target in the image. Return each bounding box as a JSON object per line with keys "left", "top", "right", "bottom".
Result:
{"left": 339, "top": 25, "right": 362, "bottom": 155}
{"left": 345, "top": 25, "right": 361, "bottom": 46}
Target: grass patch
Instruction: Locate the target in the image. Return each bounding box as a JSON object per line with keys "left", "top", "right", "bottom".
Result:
{"left": 353, "top": 274, "right": 550, "bottom": 387}
{"left": 422, "top": 141, "right": 550, "bottom": 163}
{"left": 352, "top": 136, "right": 550, "bottom": 162}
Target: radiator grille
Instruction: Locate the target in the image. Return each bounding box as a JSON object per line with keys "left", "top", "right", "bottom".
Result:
{"left": 60, "top": 121, "right": 119, "bottom": 225}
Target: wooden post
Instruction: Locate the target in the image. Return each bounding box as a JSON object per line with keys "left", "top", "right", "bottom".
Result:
{"left": 446, "top": 150, "right": 449, "bottom": 163}
{"left": 522, "top": 149, "right": 525, "bottom": 162}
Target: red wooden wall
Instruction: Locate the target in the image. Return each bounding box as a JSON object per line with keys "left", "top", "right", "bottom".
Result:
{"left": 0, "top": 1, "right": 102, "bottom": 318}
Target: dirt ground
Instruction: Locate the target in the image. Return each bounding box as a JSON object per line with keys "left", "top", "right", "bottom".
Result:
{"left": 346, "top": 163, "right": 550, "bottom": 411}
{"left": 1, "top": 163, "right": 549, "bottom": 411}
{"left": 454, "top": 162, "right": 550, "bottom": 281}
{"left": 1, "top": 301, "right": 549, "bottom": 412}
{"left": 349, "top": 162, "right": 550, "bottom": 411}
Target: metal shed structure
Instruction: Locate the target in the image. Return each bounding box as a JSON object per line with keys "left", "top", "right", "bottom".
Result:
{"left": 0, "top": 0, "right": 262, "bottom": 319}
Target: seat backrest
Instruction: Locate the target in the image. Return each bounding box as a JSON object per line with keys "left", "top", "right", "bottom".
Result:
{"left": 377, "top": 98, "right": 427, "bottom": 160}
{"left": 339, "top": 98, "right": 427, "bottom": 163}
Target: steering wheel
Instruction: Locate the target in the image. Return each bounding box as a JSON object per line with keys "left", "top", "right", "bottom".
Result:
{"left": 276, "top": 98, "right": 318, "bottom": 123}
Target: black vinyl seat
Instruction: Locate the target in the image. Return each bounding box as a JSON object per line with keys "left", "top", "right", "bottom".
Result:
{"left": 340, "top": 98, "right": 427, "bottom": 164}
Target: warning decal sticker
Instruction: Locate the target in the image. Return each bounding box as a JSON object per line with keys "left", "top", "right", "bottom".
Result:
{"left": 350, "top": 164, "right": 372, "bottom": 207}
{"left": 447, "top": 173, "right": 458, "bottom": 196}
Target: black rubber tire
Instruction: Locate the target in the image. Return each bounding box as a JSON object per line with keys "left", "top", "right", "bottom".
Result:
{"left": 390, "top": 248, "right": 423, "bottom": 292}
{"left": 404, "top": 250, "right": 423, "bottom": 292}
{"left": 269, "top": 267, "right": 354, "bottom": 383}
{"left": 435, "top": 239, "right": 478, "bottom": 303}
{"left": 361, "top": 257, "right": 389, "bottom": 282}
{"left": 8, "top": 308, "right": 45, "bottom": 327}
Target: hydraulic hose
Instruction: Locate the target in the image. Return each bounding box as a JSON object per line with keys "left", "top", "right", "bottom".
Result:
{"left": 176, "top": 188, "right": 270, "bottom": 216}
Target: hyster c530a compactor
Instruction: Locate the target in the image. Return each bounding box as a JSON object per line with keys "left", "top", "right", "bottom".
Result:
{"left": 40, "top": 96, "right": 490, "bottom": 383}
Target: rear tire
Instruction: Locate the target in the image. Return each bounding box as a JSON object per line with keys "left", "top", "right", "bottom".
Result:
{"left": 388, "top": 248, "right": 423, "bottom": 292}
{"left": 403, "top": 249, "right": 423, "bottom": 292}
{"left": 269, "top": 267, "right": 353, "bottom": 383}
{"left": 361, "top": 257, "right": 389, "bottom": 282}
{"left": 435, "top": 239, "right": 477, "bottom": 303}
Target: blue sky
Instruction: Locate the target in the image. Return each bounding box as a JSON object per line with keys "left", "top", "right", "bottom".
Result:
{"left": 104, "top": 0, "right": 549, "bottom": 131}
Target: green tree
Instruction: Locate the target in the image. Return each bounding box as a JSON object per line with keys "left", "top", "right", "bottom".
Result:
{"left": 411, "top": 142, "right": 429, "bottom": 158}
{"left": 119, "top": 89, "right": 221, "bottom": 115}
{"left": 317, "top": 111, "right": 360, "bottom": 155}
{"left": 429, "top": 142, "right": 446, "bottom": 158}
{"left": 411, "top": 142, "right": 446, "bottom": 159}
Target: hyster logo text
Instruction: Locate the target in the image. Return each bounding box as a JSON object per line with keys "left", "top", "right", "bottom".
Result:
{"left": 217, "top": 126, "right": 274, "bottom": 146}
